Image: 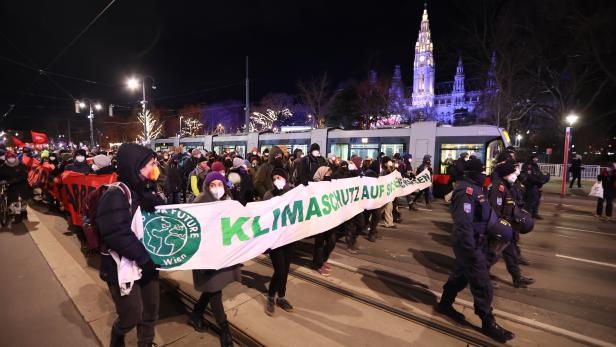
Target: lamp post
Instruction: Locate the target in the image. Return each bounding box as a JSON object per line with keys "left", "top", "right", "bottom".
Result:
{"left": 178, "top": 116, "right": 183, "bottom": 138}
{"left": 561, "top": 113, "right": 578, "bottom": 198}
{"left": 127, "top": 76, "right": 156, "bottom": 144}
{"left": 75, "top": 99, "right": 102, "bottom": 149}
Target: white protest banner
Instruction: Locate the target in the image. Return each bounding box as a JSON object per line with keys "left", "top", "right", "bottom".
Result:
{"left": 132, "top": 169, "right": 432, "bottom": 270}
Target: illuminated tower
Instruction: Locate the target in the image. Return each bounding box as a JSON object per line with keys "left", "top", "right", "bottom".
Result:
{"left": 412, "top": 2, "right": 435, "bottom": 107}
{"left": 452, "top": 56, "right": 465, "bottom": 106}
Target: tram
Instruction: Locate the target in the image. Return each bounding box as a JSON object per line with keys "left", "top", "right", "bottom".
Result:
{"left": 152, "top": 121, "right": 510, "bottom": 174}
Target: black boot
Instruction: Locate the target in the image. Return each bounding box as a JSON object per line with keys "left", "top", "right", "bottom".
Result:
{"left": 513, "top": 276, "right": 535, "bottom": 288}
{"left": 481, "top": 319, "right": 515, "bottom": 343}
{"left": 188, "top": 312, "right": 209, "bottom": 332}
{"left": 434, "top": 303, "right": 465, "bottom": 323}
{"left": 109, "top": 330, "right": 125, "bottom": 347}
{"left": 219, "top": 321, "right": 234, "bottom": 347}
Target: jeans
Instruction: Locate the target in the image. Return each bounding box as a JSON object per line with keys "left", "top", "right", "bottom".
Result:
{"left": 313, "top": 229, "right": 336, "bottom": 268}
{"left": 269, "top": 243, "right": 294, "bottom": 297}
{"left": 597, "top": 198, "right": 614, "bottom": 217}
{"left": 194, "top": 290, "right": 227, "bottom": 325}
{"left": 108, "top": 278, "right": 159, "bottom": 347}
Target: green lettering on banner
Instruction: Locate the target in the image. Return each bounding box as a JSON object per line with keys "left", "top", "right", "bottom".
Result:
{"left": 353, "top": 186, "right": 360, "bottom": 202}
{"left": 379, "top": 184, "right": 385, "bottom": 198}
{"left": 321, "top": 194, "right": 332, "bottom": 215}
{"left": 221, "top": 217, "right": 250, "bottom": 246}
{"left": 370, "top": 186, "right": 379, "bottom": 199}
{"left": 282, "top": 200, "right": 304, "bottom": 226}
{"left": 362, "top": 185, "right": 370, "bottom": 200}
{"left": 305, "top": 197, "right": 323, "bottom": 220}
{"left": 271, "top": 208, "right": 281, "bottom": 231}
{"left": 329, "top": 192, "right": 339, "bottom": 211}
{"left": 252, "top": 216, "right": 270, "bottom": 238}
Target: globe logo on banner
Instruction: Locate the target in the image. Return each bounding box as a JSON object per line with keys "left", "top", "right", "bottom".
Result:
{"left": 142, "top": 209, "right": 201, "bottom": 269}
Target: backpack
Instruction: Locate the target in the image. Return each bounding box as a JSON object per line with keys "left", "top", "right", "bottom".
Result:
{"left": 82, "top": 182, "right": 132, "bottom": 253}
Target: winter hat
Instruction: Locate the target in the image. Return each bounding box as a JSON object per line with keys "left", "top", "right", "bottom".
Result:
{"left": 313, "top": 166, "right": 331, "bottom": 182}
{"left": 350, "top": 156, "right": 362, "bottom": 170}
{"left": 41, "top": 150, "right": 49, "bottom": 159}
{"left": 211, "top": 161, "right": 226, "bottom": 172}
{"left": 204, "top": 172, "right": 226, "bottom": 187}
{"left": 271, "top": 167, "right": 289, "bottom": 181}
{"left": 310, "top": 143, "right": 320, "bottom": 152}
{"left": 232, "top": 157, "right": 244, "bottom": 169}
{"left": 251, "top": 147, "right": 259, "bottom": 154}
{"left": 92, "top": 154, "right": 112, "bottom": 171}
{"left": 464, "top": 158, "right": 484, "bottom": 172}
{"left": 495, "top": 161, "right": 516, "bottom": 178}
{"left": 327, "top": 153, "right": 336, "bottom": 161}
{"left": 422, "top": 154, "right": 432, "bottom": 162}
{"left": 75, "top": 148, "right": 87, "bottom": 158}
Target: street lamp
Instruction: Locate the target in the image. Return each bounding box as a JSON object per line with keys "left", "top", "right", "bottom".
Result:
{"left": 561, "top": 113, "right": 579, "bottom": 198}
{"left": 126, "top": 75, "right": 156, "bottom": 145}
{"left": 178, "top": 116, "right": 183, "bottom": 138}
{"left": 75, "top": 99, "right": 103, "bottom": 149}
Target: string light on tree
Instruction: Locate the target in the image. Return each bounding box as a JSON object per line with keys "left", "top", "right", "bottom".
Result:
{"left": 137, "top": 109, "right": 163, "bottom": 142}
{"left": 249, "top": 108, "right": 293, "bottom": 132}
{"left": 180, "top": 117, "right": 203, "bottom": 137}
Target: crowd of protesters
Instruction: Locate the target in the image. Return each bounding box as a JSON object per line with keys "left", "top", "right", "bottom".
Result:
{"left": 1, "top": 140, "right": 616, "bottom": 345}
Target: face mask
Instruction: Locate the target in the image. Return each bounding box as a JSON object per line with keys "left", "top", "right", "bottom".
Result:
{"left": 0, "top": 156, "right": 5, "bottom": 161}
{"left": 252, "top": 151, "right": 257, "bottom": 155}
{"left": 348, "top": 163, "right": 357, "bottom": 171}
{"left": 148, "top": 165, "right": 161, "bottom": 181}
{"left": 163, "top": 155, "right": 169, "bottom": 160}
{"left": 251, "top": 162, "right": 257, "bottom": 168}
{"left": 505, "top": 174, "right": 517, "bottom": 184}
{"left": 394, "top": 163, "right": 399, "bottom": 168}
{"left": 6, "top": 158, "right": 17, "bottom": 164}
{"left": 312, "top": 150, "right": 320, "bottom": 157}
{"left": 76, "top": 155, "right": 85, "bottom": 163}
{"left": 210, "top": 187, "right": 224, "bottom": 199}
{"left": 194, "top": 154, "right": 201, "bottom": 159}
{"left": 49, "top": 156, "right": 56, "bottom": 161}
{"left": 408, "top": 158, "right": 412, "bottom": 164}
{"left": 464, "top": 157, "right": 469, "bottom": 161}
{"left": 273, "top": 179, "right": 286, "bottom": 190}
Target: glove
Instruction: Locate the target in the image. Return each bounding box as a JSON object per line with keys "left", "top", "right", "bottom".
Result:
{"left": 140, "top": 259, "right": 160, "bottom": 274}
{"left": 140, "top": 192, "right": 160, "bottom": 213}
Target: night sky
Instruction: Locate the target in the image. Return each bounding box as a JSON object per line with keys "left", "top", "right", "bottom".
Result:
{"left": 0, "top": 0, "right": 471, "bottom": 129}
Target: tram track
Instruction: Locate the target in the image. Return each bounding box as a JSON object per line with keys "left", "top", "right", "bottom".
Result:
{"left": 251, "top": 256, "right": 500, "bottom": 347}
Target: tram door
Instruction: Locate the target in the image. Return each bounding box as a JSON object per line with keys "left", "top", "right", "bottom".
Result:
{"left": 415, "top": 139, "right": 429, "bottom": 158}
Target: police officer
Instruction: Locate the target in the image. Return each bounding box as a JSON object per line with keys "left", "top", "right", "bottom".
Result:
{"left": 489, "top": 161, "right": 535, "bottom": 288}
{"left": 522, "top": 154, "right": 544, "bottom": 219}
{"left": 436, "top": 158, "right": 514, "bottom": 343}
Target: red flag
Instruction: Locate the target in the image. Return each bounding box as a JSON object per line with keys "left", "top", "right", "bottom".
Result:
{"left": 12, "top": 136, "right": 25, "bottom": 148}
{"left": 31, "top": 131, "right": 49, "bottom": 144}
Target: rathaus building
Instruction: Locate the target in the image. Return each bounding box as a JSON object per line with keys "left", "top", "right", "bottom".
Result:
{"left": 381, "top": 4, "right": 497, "bottom": 125}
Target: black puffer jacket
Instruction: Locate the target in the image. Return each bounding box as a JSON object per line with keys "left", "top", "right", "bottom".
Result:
{"left": 65, "top": 161, "right": 93, "bottom": 175}
{"left": 96, "top": 143, "right": 162, "bottom": 284}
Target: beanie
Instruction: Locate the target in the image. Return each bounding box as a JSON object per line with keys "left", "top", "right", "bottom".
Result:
{"left": 271, "top": 167, "right": 289, "bottom": 181}
{"left": 211, "top": 161, "right": 225, "bottom": 172}
{"left": 310, "top": 143, "right": 320, "bottom": 152}
{"left": 232, "top": 157, "right": 244, "bottom": 169}
{"left": 495, "top": 161, "right": 516, "bottom": 178}
{"left": 464, "top": 158, "right": 483, "bottom": 172}
{"left": 204, "top": 172, "right": 226, "bottom": 187}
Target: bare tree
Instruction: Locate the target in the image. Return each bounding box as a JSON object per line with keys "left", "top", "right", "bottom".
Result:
{"left": 297, "top": 73, "right": 331, "bottom": 127}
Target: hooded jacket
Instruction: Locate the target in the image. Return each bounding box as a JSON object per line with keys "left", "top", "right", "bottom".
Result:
{"left": 295, "top": 150, "right": 327, "bottom": 186}
{"left": 96, "top": 143, "right": 161, "bottom": 284}
{"left": 253, "top": 145, "right": 284, "bottom": 198}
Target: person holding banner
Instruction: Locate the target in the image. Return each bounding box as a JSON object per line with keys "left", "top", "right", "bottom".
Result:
{"left": 312, "top": 166, "right": 336, "bottom": 276}
{"left": 96, "top": 143, "right": 164, "bottom": 347}
{"left": 189, "top": 172, "right": 239, "bottom": 346}
{"left": 262, "top": 167, "right": 296, "bottom": 316}
{"left": 65, "top": 148, "right": 93, "bottom": 175}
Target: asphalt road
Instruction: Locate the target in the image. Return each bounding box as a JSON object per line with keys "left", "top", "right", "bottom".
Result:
{"left": 0, "top": 221, "right": 99, "bottom": 347}
{"left": 309, "top": 193, "right": 616, "bottom": 344}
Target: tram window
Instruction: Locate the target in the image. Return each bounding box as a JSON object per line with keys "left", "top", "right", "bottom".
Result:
{"left": 381, "top": 144, "right": 404, "bottom": 158}
{"left": 235, "top": 145, "right": 246, "bottom": 157}
{"left": 330, "top": 144, "right": 349, "bottom": 160}
{"left": 260, "top": 145, "right": 272, "bottom": 154}
{"left": 485, "top": 139, "right": 504, "bottom": 174}
{"left": 350, "top": 143, "right": 379, "bottom": 160}
{"left": 439, "top": 144, "right": 484, "bottom": 174}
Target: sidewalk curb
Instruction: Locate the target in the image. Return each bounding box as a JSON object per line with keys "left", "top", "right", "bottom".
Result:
{"left": 25, "top": 207, "right": 111, "bottom": 347}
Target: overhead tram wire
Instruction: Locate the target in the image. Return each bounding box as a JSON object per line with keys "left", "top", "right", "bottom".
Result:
{"left": 1, "top": 0, "right": 117, "bottom": 118}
